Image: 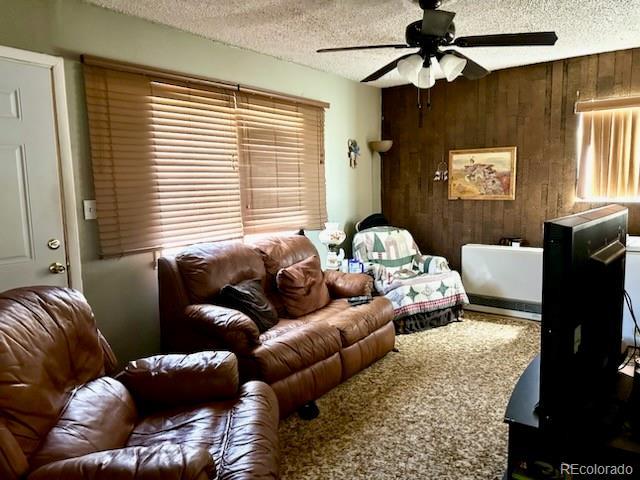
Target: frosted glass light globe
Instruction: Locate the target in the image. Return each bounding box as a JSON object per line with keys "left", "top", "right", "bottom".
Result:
{"left": 397, "top": 54, "right": 423, "bottom": 83}
{"left": 440, "top": 53, "right": 467, "bottom": 81}
{"left": 414, "top": 66, "right": 435, "bottom": 89}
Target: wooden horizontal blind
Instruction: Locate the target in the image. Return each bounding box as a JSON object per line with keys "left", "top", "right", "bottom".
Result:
{"left": 236, "top": 93, "right": 327, "bottom": 234}
{"left": 84, "top": 65, "right": 243, "bottom": 256}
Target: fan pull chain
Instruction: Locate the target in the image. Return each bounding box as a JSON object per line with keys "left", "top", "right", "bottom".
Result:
{"left": 417, "top": 87, "right": 423, "bottom": 128}
{"left": 417, "top": 87, "right": 432, "bottom": 128}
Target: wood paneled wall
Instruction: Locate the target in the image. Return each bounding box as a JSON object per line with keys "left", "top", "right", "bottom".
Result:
{"left": 381, "top": 48, "right": 640, "bottom": 269}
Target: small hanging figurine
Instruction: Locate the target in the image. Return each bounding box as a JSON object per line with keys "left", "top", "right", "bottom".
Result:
{"left": 433, "top": 156, "right": 449, "bottom": 182}
{"left": 348, "top": 139, "right": 360, "bottom": 169}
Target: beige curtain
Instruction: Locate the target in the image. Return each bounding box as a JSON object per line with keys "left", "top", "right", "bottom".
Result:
{"left": 577, "top": 108, "right": 640, "bottom": 199}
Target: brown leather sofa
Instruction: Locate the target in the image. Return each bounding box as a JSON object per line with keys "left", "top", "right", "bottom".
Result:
{"left": 159, "top": 235, "right": 396, "bottom": 418}
{"left": 0, "top": 286, "right": 279, "bottom": 480}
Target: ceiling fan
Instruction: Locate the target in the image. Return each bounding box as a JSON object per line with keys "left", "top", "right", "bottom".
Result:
{"left": 316, "top": 0, "right": 558, "bottom": 88}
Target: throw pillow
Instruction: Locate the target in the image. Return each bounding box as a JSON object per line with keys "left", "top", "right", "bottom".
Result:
{"left": 217, "top": 279, "right": 278, "bottom": 333}
{"left": 276, "top": 255, "right": 331, "bottom": 317}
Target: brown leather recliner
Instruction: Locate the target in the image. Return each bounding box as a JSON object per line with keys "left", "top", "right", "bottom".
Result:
{"left": 0, "top": 286, "right": 279, "bottom": 480}
{"left": 158, "top": 235, "right": 396, "bottom": 418}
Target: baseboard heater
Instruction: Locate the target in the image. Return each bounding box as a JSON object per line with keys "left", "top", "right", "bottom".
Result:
{"left": 461, "top": 244, "right": 543, "bottom": 321}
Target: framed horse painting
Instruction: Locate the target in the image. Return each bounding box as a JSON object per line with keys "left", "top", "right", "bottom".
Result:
{"left": 448, "top": 146, "right": 517, "bottom": 200}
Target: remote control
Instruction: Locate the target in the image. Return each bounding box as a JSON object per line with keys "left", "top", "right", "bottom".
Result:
{"left": 348, "top": 296, "right": 372, "bottom": 303}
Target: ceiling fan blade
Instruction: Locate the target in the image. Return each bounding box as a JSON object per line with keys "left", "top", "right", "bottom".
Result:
{"left": 453, "top": 31, "right": 558, "bottom": 48}
{"left": 440, "top": 50, "right": 490, "bottom": 80}
{"left": 317, "top": 44, "right": 412, "bottom": 53}
{"left": 361, "top": 53, "right": 416, "bottom": 82}
{"left": 421, "top": 9, "right": 456, "bottom": 36}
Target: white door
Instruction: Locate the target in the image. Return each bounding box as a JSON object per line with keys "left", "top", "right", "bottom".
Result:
{"left": 0, "top": 57, "right": 68, "bottom": 291}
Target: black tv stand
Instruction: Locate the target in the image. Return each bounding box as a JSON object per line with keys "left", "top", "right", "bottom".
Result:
{"left": 504, "top": 355, "right": 640, "bottom": 479}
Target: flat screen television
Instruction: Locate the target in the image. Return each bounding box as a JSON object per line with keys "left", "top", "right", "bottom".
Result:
{"left": 539, "top": 205, "right": 628, "bottom": 431}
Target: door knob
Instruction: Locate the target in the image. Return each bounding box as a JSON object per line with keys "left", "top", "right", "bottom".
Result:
{"left": 49, "top": 262, "right": 66, "bottom": 274}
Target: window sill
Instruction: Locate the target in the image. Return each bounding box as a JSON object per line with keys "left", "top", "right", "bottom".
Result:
{"left": 575, "top": 197, "right": 640, "bottom": 204}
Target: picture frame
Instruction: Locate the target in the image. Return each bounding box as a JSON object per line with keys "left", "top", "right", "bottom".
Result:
{"left": 448, "top": 146, "right": 517, "bottom": 200}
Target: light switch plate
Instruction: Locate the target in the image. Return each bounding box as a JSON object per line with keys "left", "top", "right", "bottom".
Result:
{"left": 83, "top": 200, "right": 97, "bottom": 220}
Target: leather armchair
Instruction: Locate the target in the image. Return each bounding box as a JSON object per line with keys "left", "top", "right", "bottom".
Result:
{"left": 0, "top": 286, "right": 279, "bottom": 480}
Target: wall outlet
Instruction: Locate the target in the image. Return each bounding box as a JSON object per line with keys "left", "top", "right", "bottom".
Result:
{"left": 83, "top": 200, "right": 97, "bottom": 220}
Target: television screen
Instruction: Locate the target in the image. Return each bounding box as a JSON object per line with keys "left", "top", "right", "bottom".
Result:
{"left": 539, "top": 205, "right": 627, "bottom": 430}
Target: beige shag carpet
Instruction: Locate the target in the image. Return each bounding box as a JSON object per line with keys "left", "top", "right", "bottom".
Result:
{"left": 279, "top": 312, "right": 540, "bottom": 480}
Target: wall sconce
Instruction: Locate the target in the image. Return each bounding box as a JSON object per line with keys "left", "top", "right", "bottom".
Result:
{"left": 368, "top": 140, "right": 393, "bottom": 153}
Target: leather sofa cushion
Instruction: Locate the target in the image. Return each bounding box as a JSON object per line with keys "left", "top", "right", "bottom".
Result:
{"left": 217, "top": 279, "right": 278, "bottom": 333}
{"left": 260, "top": 297, "right": 393, "bottom": 347}
{"left": 0, "top": 287, "right": 106, "bottom": 458}
{"left": 30, "top": 377, "right": 137, "bottom": 470}
{"left": 276, "top": 255, "right": 330, "bottom": 317}
{"left": 176, "top": 242, "right": 266, "bottom": 304}
{"left": 252, "top": 235, "right": 318, "bottom": 275}
{"left": 127, "top": 381, "right": 279, "bottom": 480}
{"left": 297, "top": 297, "right": 394, "bottom": 347}
{"left": 258, "top": 318, "right": 309, "bottom": 343}
{"left": 252, "top": 235, "right": 319, "bottom": 315}
{"left": 251, "top": 321, "right": 342, "bottom": 383}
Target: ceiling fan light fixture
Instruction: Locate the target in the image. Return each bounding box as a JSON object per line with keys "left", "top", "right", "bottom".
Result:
{"left": 430, "top": 55, "right": 442, "bottom": 77}
{"left": 397, "top": 54, "right": 423, "bottom": 82}
{"left": 413, "top": 64, "right": 435, "bottom": 89}
{"left": 440, "top": 53, "right": 467, "bottom": 82}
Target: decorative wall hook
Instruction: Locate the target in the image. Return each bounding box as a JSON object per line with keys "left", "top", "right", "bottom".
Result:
{"left": 348, "top": 139, "right": 360, "bottom": 168}
{"left": 433, "top": 160, "right": 448, "bottom": 182}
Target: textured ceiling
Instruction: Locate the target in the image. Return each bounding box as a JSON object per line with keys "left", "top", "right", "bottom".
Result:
{"left": 85, "top": 0, "right": 640, "bottom": 88}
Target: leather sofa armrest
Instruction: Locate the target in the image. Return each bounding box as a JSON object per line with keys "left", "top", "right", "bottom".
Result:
{"left": 27, "top": 445, "right": 215, "bottom": 480}
{"left": 98, "top": 329, "right": 119, "bottom": 375}
{"left": 117, "top": 351, "right": 239, "bottom": 410}
{"left": 185, "top": 304, "right": 261, "bottom": 355}
{"left": 323, "top": 270, "right": 373, "bottom": 298}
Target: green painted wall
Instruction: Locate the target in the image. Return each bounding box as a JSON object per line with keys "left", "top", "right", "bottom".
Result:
{"left": 0, "top": 0, "right": 381, "bottom": 362}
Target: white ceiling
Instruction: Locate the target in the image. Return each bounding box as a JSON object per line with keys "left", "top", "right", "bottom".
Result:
{"left": 86, "top": 0, "right": 640, "bottom": 88}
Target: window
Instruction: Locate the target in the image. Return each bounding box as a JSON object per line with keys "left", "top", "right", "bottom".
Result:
{"left": 576, "top": 96, "right": 640, "bottom": 201}
{"left": 236, "top": 93, "right": 326, "bottom": 235}
{"left": 83, "top": 57, "right": 328, "bottom": 257}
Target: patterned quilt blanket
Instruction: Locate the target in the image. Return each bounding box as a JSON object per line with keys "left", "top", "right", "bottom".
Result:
{"left": 353, "top": 226, "right": 469, "bottom": 319}
{"left": 381, "top": 270, "right": 469, "bottom": 320}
